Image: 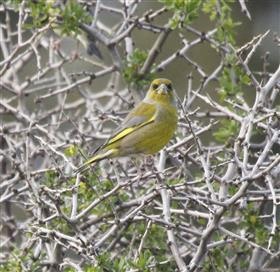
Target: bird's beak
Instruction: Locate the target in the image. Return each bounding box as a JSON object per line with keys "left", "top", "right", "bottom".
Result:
{"left": 157, "top": 84, "right": 168, "bottom": 95}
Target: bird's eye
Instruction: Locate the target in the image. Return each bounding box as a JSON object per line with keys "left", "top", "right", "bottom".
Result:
{"left": 152, "top": 84, "right": 159, "bottom": 89}
{"left": 167, "top": 83, "right": 172, "bottom": 90}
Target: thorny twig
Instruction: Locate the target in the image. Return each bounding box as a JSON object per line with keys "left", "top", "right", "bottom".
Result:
{"left": 1, "top": 1, "right": 279, "bottom": 271}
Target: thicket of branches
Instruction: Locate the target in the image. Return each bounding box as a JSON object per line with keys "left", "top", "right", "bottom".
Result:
{"left": 1, "top": 1, "right": 280, "bottom": 271}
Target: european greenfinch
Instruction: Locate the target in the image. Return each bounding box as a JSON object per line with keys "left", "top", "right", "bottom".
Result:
{"left": 75, "top": 78, "right": 177, "bottom": 173}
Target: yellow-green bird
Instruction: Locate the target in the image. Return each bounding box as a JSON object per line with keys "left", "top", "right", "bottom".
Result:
{"left": 75, "top": 78, "right": 177, "bottom": 173}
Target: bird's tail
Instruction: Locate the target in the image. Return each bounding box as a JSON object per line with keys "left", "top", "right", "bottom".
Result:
{"left": 74, "top": 149, "right": 117, "bottom": 174}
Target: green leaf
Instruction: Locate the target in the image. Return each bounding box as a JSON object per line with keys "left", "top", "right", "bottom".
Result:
{"left": 64, "top": 144, "right": 78, "bottom": 157}
{"left": 60, "top": 0, "right": 91, "bottom": 36}
{"left": 160, "top": 0, "right": 201, "bottom": 28}
{"left": 213, "top": 119, "right": 239, "bottom": 143}
{"left": 123, "top": 49, "right": 153, "bottom": 89}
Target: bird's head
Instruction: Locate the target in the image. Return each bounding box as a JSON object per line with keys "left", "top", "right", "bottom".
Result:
{"left": 146, "top": 78, "right": 175, "bottom": 104}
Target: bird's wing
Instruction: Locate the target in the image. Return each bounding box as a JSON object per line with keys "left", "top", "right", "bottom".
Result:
{"left": 75, "top": 103, "right": 156, "bottom": 173}
{"left": 97, "top": 102, "right": 157, "bottom": 152}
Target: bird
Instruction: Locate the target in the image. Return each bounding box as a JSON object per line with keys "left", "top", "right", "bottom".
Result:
{"left": 75, "top": 78, "right": 178, "bottom": 174}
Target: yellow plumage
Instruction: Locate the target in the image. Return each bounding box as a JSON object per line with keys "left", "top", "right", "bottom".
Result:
{"left": 75, "top": 78, "right": 177, "bottom": 173}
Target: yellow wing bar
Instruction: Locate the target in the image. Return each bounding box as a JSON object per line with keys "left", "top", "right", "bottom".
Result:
{"left": 106, "top": 114, "right": 156, "bottom": 147}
